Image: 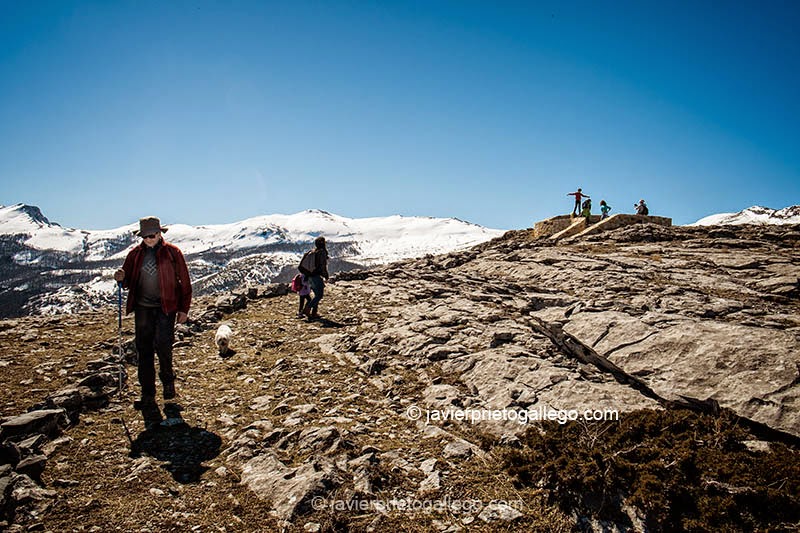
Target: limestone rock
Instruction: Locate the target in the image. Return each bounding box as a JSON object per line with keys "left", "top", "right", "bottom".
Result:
{"left": 240, "top": 453, "right": 341, "bottom": 521}
{"left": 337, "top": 223, "right": 800, "bottom": 440}
{"left": 442, "top": 439, "right": 473, "bottom": 459}
{"left": 214, "top": 294, "right": 247, "bottom": 314}
{"left": 0, "top": 410, "right": 68, "bottom": 441}
{"left": 477, "top": 502, "right": 522, "bottom": 522}
{"left": 296, "top": 426, "right": 341, "bottom": 455}
{"left": 417, "top": 470, "right": 441, "bottom": 493}
{"left": 8, "top": 473, "right": 57, "bottom": 523}
{"left": 14, "top": 456, "right": 46, "bottom": 483}
{"left": 563, "top": 311, "right": 800, "bottom": 436}
{"left": 44, "top": 388, "right": 83, "bottom": 416}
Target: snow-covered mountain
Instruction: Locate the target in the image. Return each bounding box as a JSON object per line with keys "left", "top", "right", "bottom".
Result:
{"left": 691, "top": 205, "right": 800, "bottom": 226}
{"left": 0, "top": 204, "right": 504, "bottom": 317}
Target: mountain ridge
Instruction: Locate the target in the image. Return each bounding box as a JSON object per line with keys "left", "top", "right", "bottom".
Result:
{"left": 691, "top": 204, "right": 800, "bottom": 226}
{"left": 0, "top": 204, "right": 503, "bottom": 318}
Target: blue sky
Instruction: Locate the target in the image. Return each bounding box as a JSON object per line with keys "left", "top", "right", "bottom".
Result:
{"left": 1, "top": 0, "right": 798, "bottom": 230}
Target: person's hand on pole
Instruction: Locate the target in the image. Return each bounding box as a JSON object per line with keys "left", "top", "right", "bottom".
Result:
{"left": 114, "top": 269, "right": 125, "bottom": 282}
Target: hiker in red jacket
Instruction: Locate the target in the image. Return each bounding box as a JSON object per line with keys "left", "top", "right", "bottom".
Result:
{"left": 567, "top": 188, "right": 590, "bottom": 216}
{"left": 114, "top": 216, "right": 192, "bottom": 412}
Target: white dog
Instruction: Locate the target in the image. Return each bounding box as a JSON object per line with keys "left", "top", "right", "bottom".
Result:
{"left": 215, "top": 324, "right": 233, "bottom": 356}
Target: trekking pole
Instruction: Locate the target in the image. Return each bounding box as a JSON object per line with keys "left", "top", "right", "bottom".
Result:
{"left": 118, "top": 281, "right": 125, "bottom": 396}
{"left": 120, "top": 414, "right": 134, "bottom": 448}
{"left": 116, "top": 280, "right": 134, "bottom": 449}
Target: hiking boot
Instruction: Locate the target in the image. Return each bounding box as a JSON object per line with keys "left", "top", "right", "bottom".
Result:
{"left": 134, "top": 394, "right": 156, "bottom": 410}
{"left": 163, "top": 381, "right": 176, "bottom": 400}
{"left": 310, "top": 310, "right": 320, "bottom": 320}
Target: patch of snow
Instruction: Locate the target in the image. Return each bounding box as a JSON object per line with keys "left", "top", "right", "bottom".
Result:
{"left": 691, "top": 205, "right": 800, "bottom": 226}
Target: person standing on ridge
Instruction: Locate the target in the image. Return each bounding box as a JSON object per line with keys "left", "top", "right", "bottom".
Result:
{"left": 114, "top": 216, "right": 192, "bottom": 416}
{"left": 298, "top": 236, "right": 330, "bottom": 320}
{"left": 600, "top": 200, "right": 612, "bottom": 219}
{"left": 635, "top": 199, "right": 649, "bottom": 215}
{"left": 581, "top": 198, "right": 593, "bottom": 223}
{"left": 567, "top": 188, "right": 589, "bottom": 216}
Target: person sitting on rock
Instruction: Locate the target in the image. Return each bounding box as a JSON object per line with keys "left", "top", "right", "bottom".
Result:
{"left": 635, "top": 199, "right": 649, "bottom": 215}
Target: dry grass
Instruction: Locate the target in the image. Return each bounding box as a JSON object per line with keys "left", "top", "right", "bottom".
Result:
{"left": 2, "top": 287, "right": 569, "bottom": 532}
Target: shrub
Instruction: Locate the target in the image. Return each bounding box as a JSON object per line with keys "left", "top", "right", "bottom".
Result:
{"left": 497, "top": 409, "right": 800, "bottom": 531}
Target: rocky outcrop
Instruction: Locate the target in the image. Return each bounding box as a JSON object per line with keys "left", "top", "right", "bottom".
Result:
{"left": 240, "top": 453, "right": 342, "bottom": 521}
{"left": 325, "top": 222, "right": 800, "bottom": 439}
{"left": 533, "top": 213, "right": 672, "bottom": 240}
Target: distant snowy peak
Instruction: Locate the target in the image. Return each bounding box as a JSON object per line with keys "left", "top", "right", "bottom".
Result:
{"left": 0, "top": 203, "right": 58, "bottom": 232}
{"left": 0, "top": 204, "right": 136, "bottom": 259}
{"left": 144, "top": 209, "right": 504, "bottom": 264}
{"left": 0, "top": 204, "right": 504, "bottom": 264}
{"left": 691, "top": 205, "right": 800, "bottom": 226}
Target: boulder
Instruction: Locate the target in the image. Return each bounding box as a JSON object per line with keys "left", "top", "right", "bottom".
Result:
{"left": 240, "top": 453, "right": 341, "bottom": 521}
{"left": 0, "top": 410, "right": 68, "bottom": 441}
{"left": 45, "top": 388, "right": 83, "bottom": 416}
{"left": 214, "top": 294, "right": 247, "bottom": 314}
{"left": 14, "top": 456, "right": 46, "bottom": 483}
{"left": 8, "top": 473, "right": 56, "bottom": 522}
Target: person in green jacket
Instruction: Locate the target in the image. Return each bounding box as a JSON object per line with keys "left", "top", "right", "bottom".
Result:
{"left": 580, "top": 198, "right": 592, "bottom": 222}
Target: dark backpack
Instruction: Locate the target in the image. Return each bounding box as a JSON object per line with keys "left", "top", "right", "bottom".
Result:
{"left": 298, "top": 250, "right": 316, "bottom": 276}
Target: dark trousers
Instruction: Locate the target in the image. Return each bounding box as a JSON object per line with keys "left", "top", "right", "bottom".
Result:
{"left": 307, "top": 275, "right": 324, "bottom": 313}
{"left": 134, "top": 307, "right": 176, "bottom": 397}
{"left": 299, "top": 295, "right": 311, "bottom": 314}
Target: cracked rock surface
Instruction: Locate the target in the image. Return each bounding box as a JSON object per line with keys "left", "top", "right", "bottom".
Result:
{"left": 331, "top": 223, "right": 800, "bottom": 437}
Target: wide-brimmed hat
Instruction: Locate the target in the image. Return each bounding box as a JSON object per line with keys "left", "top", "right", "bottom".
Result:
{"left": 137, "top": 216, "right": 168, "bottom": 237}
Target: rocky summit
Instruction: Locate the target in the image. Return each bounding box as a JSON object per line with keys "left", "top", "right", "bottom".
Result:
{"left": 0, "top": 220, "right": 799, "bottom": 532}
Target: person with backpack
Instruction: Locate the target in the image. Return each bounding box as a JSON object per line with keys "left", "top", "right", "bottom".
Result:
{"left": 113, "top": 216, "right": 192, "bottom": 417}
{"left": 567, "top": 188, "right": 589, "bottom": 216}
{"left": 580, "top": 198, "right": 592, "bottom": 223}
{"left": 298, "top": 236, "right": 329, "bottom": 319}
{"left": 290, "top": 273, "right": 311, "bottom": 318}
{"left": 635, "top": 199, "right": 649, "bottom": 215}
{"left": 600, "top": 200, "right": 612, "bottom": 219}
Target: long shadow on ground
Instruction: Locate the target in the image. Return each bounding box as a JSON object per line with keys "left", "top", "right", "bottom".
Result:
{"left": 314, "top": 317, "right": 350, "bottom": 328}
{"left": 130, "top": 403, "right": 222, "bottom": 483}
